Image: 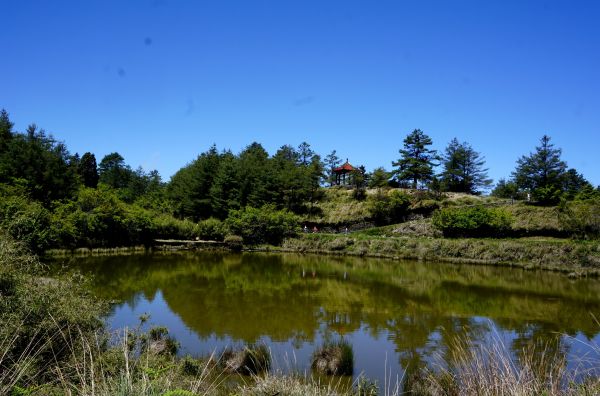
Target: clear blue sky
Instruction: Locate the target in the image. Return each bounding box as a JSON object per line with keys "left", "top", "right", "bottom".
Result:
{"left": 3, "top": 0, "right": 600, "bottom": 186}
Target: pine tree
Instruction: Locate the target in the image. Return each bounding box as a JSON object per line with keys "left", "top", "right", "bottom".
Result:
{"left": 440, "top": 138, "right": 492, "bottom": 194}
{"left": 297, "top": 142, "right": 314, "bottom": 166}
{"left": 324, "top": 150, "right": 341, "bottom": 186}
{"left": 209, "top": 152, "right": 240, "bottom": 219}
{"left": 168, "top": 145, "right": 221, "bottom": 219}
{"left": 0, "top": 109, "right": 14, "bottom": 152}
{"left": 79, "top": 152, "right": 99, "bottom": 188}
{"left": 393, "top": 129, "right": 439, "bottom": 189}
{"left": 98, "top": 152, "right": 131, "bottom": 189}
{"left": 512, "top": 135, "right": 567, "bottom": 204}
{"left": 368, "top": 167, "right": 391, "bottom": 188}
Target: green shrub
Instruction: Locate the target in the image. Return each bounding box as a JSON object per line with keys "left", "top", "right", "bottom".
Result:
{"left": 559, "top": 199, "right": 600, "bottom": 239}
{"left": 0, "top": 193, "right": 52, "bottom": 253}
{"left": 410, "top": 198, "right": 439, "bottom": 215}
{"left": 194, "top": 218, "right": 227, "bottom": 241}
{"left": 224, "top": 234, "right": 244, "bottom": 251}
{"left": 51, "top": 187, "right": 131, "bottom": 247}
{"left": 432, "top": 206, "right": 513, "bottom": 237}
{"left": 0, "top": 231, "right": 105, "bottom": 386}
{"left": 367, "top": 190, "right": 411, "bottom": 225}
{"left": 141, "top": 326, "right": 179, "bottom": 355}
{"left": 180, "top": 355, "right": 202, "bottom": 376}
{"left": 152, "top": 214, "right": 196, "bottom": 240}
{"left": 226, "top": 205, "right": 299, "bottom": 245}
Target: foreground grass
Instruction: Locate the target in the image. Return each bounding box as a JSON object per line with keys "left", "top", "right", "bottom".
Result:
{"left": 409, "top": 332, "right": 600, "bottom": 396}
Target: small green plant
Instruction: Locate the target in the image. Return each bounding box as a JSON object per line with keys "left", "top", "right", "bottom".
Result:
{"left": 355, "top": 375, "right": 378, "bottom": 395}
{"left": 180, "top": 355, "right": 202, "bottom": 376}
{"left": 141, "top": 326, "right": 179, "bottom": 355}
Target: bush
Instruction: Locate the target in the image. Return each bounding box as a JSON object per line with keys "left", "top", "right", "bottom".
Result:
{"left": 152, "top": 214, "right": 196, "bottom": 240}
{"left": 410, "top": 198, "right": 439, "bottom": 215}
{"left": 0, "top": 231, "right": 105, "bottom": 387}
{"left": 224, "top": 234, "right": 244, "bottom": 251}
{"left": 368, "top": 190, "right": 411, "bottom": 225}
{"left": 50, "top": 186, "right": 131, "bottom": 247}
{"left": 226, "top": 205, "right": 299, "bottom": 245}
{"left": 194, "top": 218, "right": 227, "bottom": 241}
{"left": 559, "top": 198, "right": 600, "bottom": 239}
{"left": 0, "top": 191, "right": 52, "bottom": 253}
{"left": 432, "top": 206, "right": 513, "bottom": 238}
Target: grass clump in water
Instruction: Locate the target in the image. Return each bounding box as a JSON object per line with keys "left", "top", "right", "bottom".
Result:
{"left": 312, "top": 339, "right": 354, "bottom": 376}
{"left": 220, "top": 344, "right": 271, "bottom": 375}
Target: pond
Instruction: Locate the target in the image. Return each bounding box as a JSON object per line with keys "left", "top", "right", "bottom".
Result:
{"left": 52, "top": 252, "right": 600, "bottom": 387}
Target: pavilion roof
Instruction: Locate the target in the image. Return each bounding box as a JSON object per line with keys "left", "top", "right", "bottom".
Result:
{"left": 333, "top": 161, "right": 355, "bottom": 172}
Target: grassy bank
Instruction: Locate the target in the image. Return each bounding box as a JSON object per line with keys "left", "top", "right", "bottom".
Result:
{"left": 276, "top": 233, "right": 600, "bottom": 275}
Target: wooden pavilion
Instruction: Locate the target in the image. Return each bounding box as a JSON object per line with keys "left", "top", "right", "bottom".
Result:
{"left": 332, "top": 160, "right": 355, "bottom": 186}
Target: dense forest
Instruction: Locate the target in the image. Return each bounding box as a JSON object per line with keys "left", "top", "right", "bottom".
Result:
{"left": 0, "top": 108, "right": 598, "bottom": 252}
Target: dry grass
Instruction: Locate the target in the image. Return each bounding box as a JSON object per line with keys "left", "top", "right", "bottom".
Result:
{"left": 410, "top": 331, "right": 600, "bottom": 396}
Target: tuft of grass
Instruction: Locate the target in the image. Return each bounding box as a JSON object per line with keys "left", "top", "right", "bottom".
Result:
{"left": 220, "top": 344, "right": 271, "bottom": 375}
{"left": 408, "top": 331, "right": 600, "bottom": 396}
{"left": 312, "top": 339, "right": 354, "bottom": 376}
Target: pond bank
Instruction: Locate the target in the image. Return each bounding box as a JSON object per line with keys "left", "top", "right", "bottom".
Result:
{"left": 45, "top": 234, "right": 600, "bottom": 277}
{"left": 270, "top": 234, "right": 600, "bottom": 277}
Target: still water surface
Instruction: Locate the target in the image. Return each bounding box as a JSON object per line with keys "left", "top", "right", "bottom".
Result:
{"left": 54, "top": 252, "right": 600, "bottom": 385}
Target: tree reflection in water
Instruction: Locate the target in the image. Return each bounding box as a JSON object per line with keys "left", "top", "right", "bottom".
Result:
{"left": 51, "top": 252, "right": 600, "bottom": 383}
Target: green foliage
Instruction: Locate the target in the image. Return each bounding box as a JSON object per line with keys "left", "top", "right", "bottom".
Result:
{"left": 0, "top": 109, "right": 14, "bottom": 152}
{"left": 0, "top": 124, "right": 78, "bottom": 203}
{"left": 324, "top": 150, "right": 341, "bottom": 186}
{"left": 559, "top": 198, "right": 600, "bottom": 239}
{"left": 180, "top": 356, "right": 202, "bottom": 376}
{"left": 98, "top": 152, "right": 131, "bottom": 189}
{"left": 0, "top": 231, "right": 105, "bottom": 386}
{"left": 368, "top": 190, "right": 411, "bottom": 225}
{"left": 51, "top": 186, "right": 132, "bottom": 247}
{"left": 492, "top": 178, "right": 523, "bottom": 199}
{"left": 393, "top": 129, "right": 439, "bottom": 189}
{"left": 78, "top": 152, "right": 99, "bottom": 188}
{"left": 0, "top": 187, "right": 52, "bottom": 252}
{"left": 440, "top": 138, "right": 492, "bottom": 194}
{"left": 432, "top": 206, "right": 513, "bottom": 237}
{"left": 194, "top": 218, "right": 227, "bottom": 241}
{"left": 224, "top": 234, "right": 244, "bottom": 251}
{"left": 574, "top": 184, "right": 600, "bottom": 201}
{"left": 512, "top": 135, "right": 567, "bottom": 205}
{"left": 226, "top": 205, "right": 300, "bottom": 245}
{"left": 368, "top": 167, "right": 391, "bottom": 188}
{"left": 152, "top": 214, "right": 197, "bottom": 240}
{"left": 351, "top": 166, "right": 367, "bottom": 201}
{"left": 410, "top": 198, "right": 440, "bottom": 215}
{"left": 355, "top": 375, "right": 378, "bottom": 396}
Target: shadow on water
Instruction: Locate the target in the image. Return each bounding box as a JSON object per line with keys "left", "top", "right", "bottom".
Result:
{"left": 50, "top": 251, "right": 600, "bottom": 385}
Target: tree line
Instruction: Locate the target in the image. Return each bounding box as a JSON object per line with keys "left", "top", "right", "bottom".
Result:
{"left": 0, "top": 107, "right": 598, "bottom": 251}
{"left": 383, "top": 128, "right": 597, "bottom": 205}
